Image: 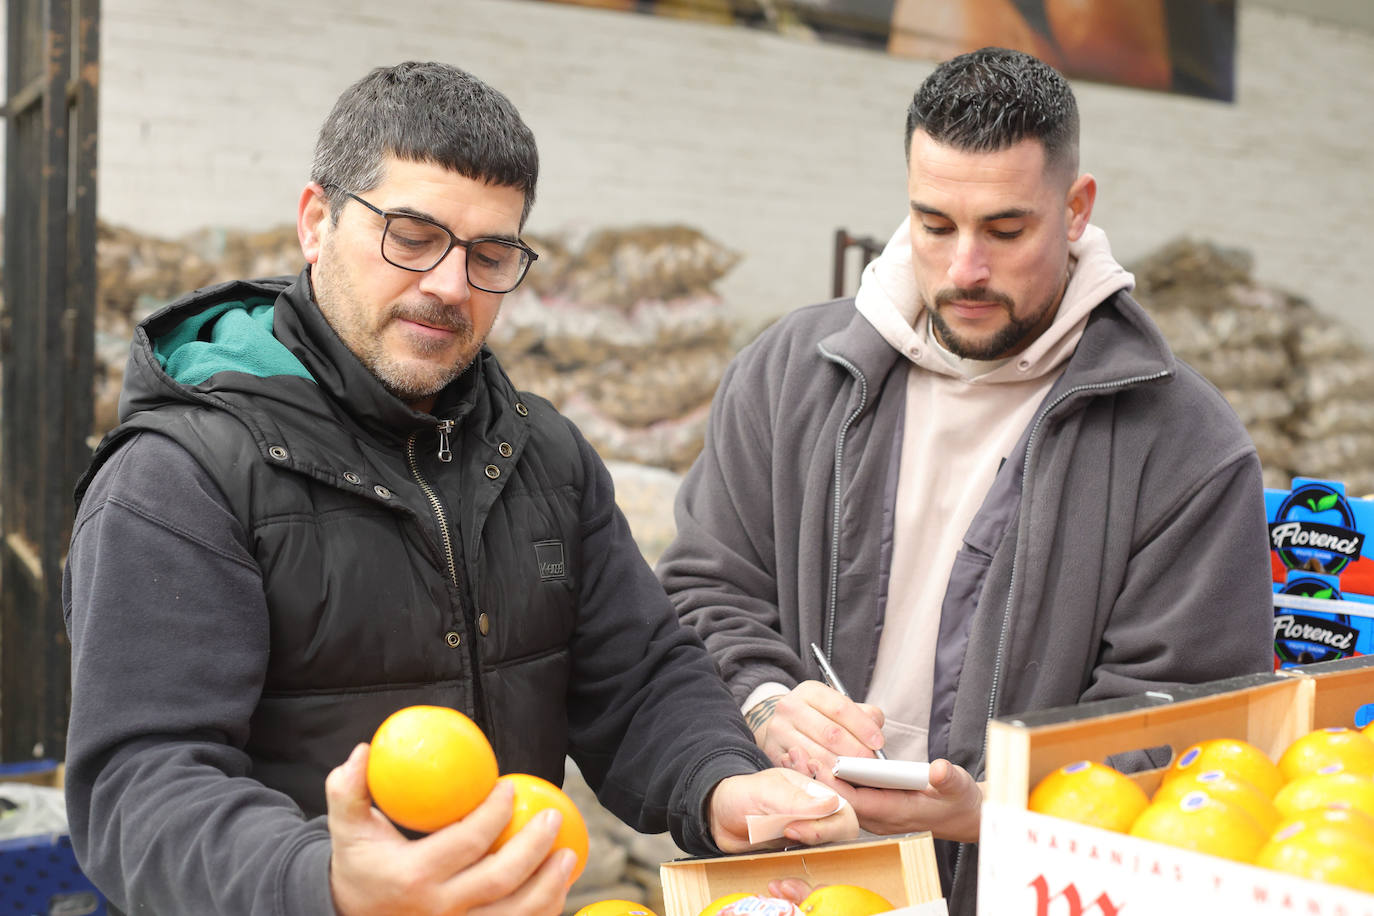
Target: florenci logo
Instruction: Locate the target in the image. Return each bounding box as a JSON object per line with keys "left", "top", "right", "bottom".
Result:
{"left": 1273, "top": 614, "right": 1358, "bottom": 651}
{"left": 1269, "top": 483, "right": 1365, "bottom": 574}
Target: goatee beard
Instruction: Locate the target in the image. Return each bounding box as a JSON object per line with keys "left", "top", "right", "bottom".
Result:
{"left": 927, "top": 287, "right": 1053, "bottom": 361}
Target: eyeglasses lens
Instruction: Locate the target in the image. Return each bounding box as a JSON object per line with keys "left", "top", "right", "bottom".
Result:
{"left": 382, "top": 216, "right": 528, "bottom": 292}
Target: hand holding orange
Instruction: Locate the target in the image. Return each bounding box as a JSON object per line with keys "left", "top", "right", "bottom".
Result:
{"left": 488, "top": 772, "right": 590, "bottom": 884}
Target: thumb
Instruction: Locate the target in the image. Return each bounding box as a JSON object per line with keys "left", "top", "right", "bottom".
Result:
{"left": 773, "top": 767, "right": 843, "bottom": 814}
{"left": 325, "top": 743, "right": 376, "bottom": 829}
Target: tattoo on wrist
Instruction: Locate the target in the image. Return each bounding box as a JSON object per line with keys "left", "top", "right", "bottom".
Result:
{"left": 745, "top": 696, "right": 781, "bottom": 734}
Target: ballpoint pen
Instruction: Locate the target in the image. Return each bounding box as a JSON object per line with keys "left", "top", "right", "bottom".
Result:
{"left": 809, "top": 642, "right": 887, "bottom": 759}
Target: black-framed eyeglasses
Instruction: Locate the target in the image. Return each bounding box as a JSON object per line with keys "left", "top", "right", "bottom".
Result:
{"left": 331, "top": 188, "right": 537, "bottom": 294}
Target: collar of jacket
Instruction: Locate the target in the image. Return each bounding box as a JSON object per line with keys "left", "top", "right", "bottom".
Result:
{"left": 272, "top": 267, "right": 485, "bottom": 443}
{"left": 817, "top": 288, "right": 1175, "bottom": 403}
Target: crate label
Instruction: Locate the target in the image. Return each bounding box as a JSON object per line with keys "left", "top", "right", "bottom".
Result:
{"left": 979, "top": 804, "right": 1374, "bottom": 915}
{"left": 1272, "top": 570, "right": 1374, "bottom": 669}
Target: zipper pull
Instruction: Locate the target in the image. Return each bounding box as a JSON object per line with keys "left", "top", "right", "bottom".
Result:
{"left": 436, "top": 420, "right": 453, "bottom": 463}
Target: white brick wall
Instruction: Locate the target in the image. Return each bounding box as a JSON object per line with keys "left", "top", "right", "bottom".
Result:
{"left": 6, "top": 0, "right": 1373, "bottom": 337}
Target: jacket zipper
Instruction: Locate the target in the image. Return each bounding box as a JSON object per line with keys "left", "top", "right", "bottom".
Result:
{"left": 407, "top": 430, "right": 458, "bottom": 587}
{"left": 817, "top": 344, "right": 869, "bottom": 662}
{"left": 953, "top": 368, "right": 1170, "bottom": 888}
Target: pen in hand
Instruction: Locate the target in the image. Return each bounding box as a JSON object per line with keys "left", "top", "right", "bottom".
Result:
{"left": 809, "top": 642, "right": 887, "bottom": 760}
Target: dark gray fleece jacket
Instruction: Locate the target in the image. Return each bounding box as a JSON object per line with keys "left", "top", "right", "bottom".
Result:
{"left": 657, "top": 290, "right": 1274, "bottom": 913}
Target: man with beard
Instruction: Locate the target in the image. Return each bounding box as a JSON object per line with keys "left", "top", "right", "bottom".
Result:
{"left": 658, "top": 47, "right": 1273, "bottom": 914}
{"left": 62, "top": 62, "right": 857, "bottom": 916}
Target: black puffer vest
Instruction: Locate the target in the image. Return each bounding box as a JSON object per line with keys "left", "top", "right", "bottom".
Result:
{"left": 78, "top": 273, "right": 585, "bottom": 817}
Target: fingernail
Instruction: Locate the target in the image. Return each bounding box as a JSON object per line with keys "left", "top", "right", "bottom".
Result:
{"left": 558, "top": 848, "right": 577, "bottom": 879}
{"left": 540, "top": 808, "right": 564, "bottom": 830}
{"left": 868, "top": 734, "right": 885, "bottom": 749}
{"left": 804, "top": 781, "right": 837, "bottom": 799}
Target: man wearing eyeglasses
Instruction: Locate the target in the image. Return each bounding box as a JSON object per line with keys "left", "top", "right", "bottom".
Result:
{"left": 62, "top": 62, "right": 856, "bottom": 916}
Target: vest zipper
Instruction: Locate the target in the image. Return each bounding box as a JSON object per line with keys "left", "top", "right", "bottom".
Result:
{"left": 436, "top": 419, "right": 453, "bottom": 463}
{"left": 407, "top": 430, "right": 458, "bottom": 587}
{"left": 406, "top": 428, "right": 487, "bottom": 725}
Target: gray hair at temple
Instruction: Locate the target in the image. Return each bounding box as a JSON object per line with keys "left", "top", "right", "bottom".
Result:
{"left": 310, "top": 61, "right": 539, "bottom": 227}
{"left": 905, "top": 47, "right": 1080, "bottom": 182}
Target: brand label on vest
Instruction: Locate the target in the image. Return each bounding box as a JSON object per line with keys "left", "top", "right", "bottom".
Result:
{"left": 534, "top": 540, "right": 566, "bottom": 580}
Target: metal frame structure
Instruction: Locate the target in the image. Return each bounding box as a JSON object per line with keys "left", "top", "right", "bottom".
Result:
{"left": 831, "top": 228, "right": 883, "bottom": 300}
{"left": 1, "top": 0, "right": 99, "bottom": 761}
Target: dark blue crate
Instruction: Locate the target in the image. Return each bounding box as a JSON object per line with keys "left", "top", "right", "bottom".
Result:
{"left": 0, "top": 830, "right": 107, "bottom": 915}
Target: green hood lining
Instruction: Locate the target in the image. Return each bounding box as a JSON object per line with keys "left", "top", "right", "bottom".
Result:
{"left": 153, "top": 297, "right": 315, "bottom": 387}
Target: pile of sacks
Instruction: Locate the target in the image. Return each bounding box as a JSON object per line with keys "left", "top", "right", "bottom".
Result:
{"left": 1131, "top": 238, "right": 1374, "bottom": 495}
{"left": 487, "top": 225, "right": 743, "bottom": 472}
{"left": 93, "top": 222, "right": 303, "bottom": 434}
{"left": 89, "top": 222, "right": 747, "bottom": 477}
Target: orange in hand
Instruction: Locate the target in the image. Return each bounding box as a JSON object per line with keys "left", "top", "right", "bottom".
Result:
{"left": 365, "top": 705, "right": 498, "bottom": 834}
{"left": 489, "top": 772, "right": 590, "bottom": 884}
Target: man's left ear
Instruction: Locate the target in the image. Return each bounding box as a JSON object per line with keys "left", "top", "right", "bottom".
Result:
{"left": 1065, "top": 173, "right": 1097, "bottom": 242}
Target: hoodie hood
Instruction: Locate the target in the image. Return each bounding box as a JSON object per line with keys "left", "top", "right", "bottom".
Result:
{"left": 854, "top": 216, "right": 1134, "bottom": 383}
{"left": 150, "top": 296, "right": 314, "bottom": 387}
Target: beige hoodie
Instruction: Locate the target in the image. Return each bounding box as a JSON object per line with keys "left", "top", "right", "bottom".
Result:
{"left": 856, "top": 217, "right": 1133, "bottom": 762}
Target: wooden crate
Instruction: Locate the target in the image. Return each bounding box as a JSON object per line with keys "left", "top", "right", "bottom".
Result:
{"left": 978, "top": 656, "right": 1374, "bottom": 915}
{"left": 660, "top": 833, "right": 942, "bottom": 916}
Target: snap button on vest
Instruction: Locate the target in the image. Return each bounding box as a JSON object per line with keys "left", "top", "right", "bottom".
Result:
{"left": 268, "top": 446, "right": 289, "bottom": 460}
{"left": 478, "top": 612, "right": 491, "bottom": 636}
{"left": 515, "top": 402, "right": 529, "bottom": 417}
{"left": 485, "top": 465, "right": 500, "bottom": 479}
{"left": 498, "top": 442, "right": 513, "bottom": 458}
{"left": 374, "top": 485, "right": 392, "bottom": 499}
{"left": 444, "top": 630, "right": 462, "bottom": 648}
{"left": 343, "top": 472, "right": 362, "bottom": 485}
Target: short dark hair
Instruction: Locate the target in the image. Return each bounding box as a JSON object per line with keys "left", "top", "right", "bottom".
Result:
{"left": 311, "top": 61, "right": 539, "bottom": 226}
{"left": 905, "top": 47, "right": 1079, "bottom": 179}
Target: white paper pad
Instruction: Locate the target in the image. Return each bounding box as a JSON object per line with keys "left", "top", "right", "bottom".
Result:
{"left": 744, "top": 795, "right": 848, "bottom": 844}
{"left": 832, "top": 757, "right": 931, "bottom": 790}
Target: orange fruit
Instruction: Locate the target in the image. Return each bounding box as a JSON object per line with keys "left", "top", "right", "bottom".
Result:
{"left": 366, "top": 705, "right": 498, "bottom": 833}
{"left": 1278, "top": 727, "right": 1374, "bottom": 780}
{"left": 489, "top": 773, "right": 590, "bottom": 884}
{"left": 1162, "top": 738, "right": 1283, "bottom": 798}
{"left": 1028, "top": 760, "right": 1149, "bottom": 832}
{"left": 799, "top": 884, "right": 893, "bottom": 915}
{"left": 1273, "top": 770, "right": 1374, "bottom": 820}
{"left": 1255, "top": 818, "right": 1374, "bottom": 892}
{"left": 575, "top": 901, "right": 660, "bottom": 916}
{"left": 1270, "top": 805, "right": 1374, "bottom": 847}
{"left": 1153, "top": 769, "right": 1279, "bottom": 833}
{"left": 696, "top": 894, "right": 756, "bottom": 916}
{"left": 1128, "top": 790, "right": 1267, "bottom": 863}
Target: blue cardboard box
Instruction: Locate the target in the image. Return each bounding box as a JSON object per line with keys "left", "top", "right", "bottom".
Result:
{"left": 0, "top": 832, "right": 105, "bottom": 915}
{"left": 1272, "top": 569, "right": 1374, "bottom": 669}
{"left": 0, "top": 761, "right": 106, "bottom": 915}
